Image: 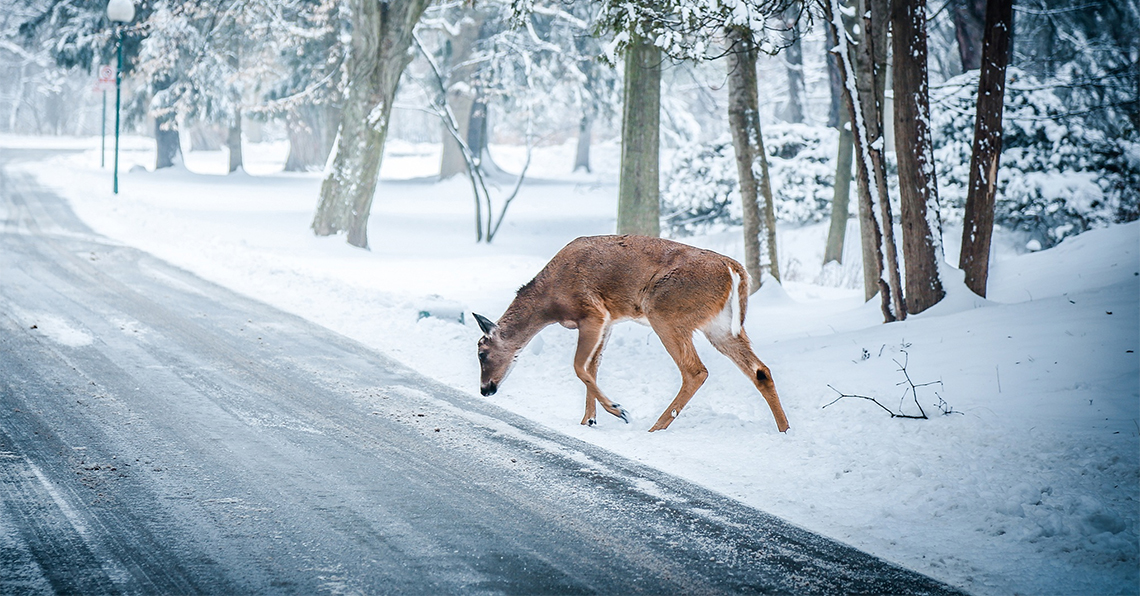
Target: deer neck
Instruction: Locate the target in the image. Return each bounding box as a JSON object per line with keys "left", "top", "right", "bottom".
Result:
{"left": 496, "top": 290, "right": 553, "bottom": 352}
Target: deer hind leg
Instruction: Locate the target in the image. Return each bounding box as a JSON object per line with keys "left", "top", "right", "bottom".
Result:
{"left": 649, "top": 325, "right": 708, "bottom": 432}
{"left": 703, "top": 328, "right": 790, "bottom": 433}
{"left": 573, "top": 314, "right": 628, "bottom": 426}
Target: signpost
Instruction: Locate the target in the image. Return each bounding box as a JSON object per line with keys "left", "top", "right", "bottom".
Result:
{"left": 96, "top": 65, "right": 114, "bottom": 168}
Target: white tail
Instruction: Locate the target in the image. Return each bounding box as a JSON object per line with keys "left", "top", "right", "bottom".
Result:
{"left": 728, "top": 266, "right": 743, "bottom": 337}
{"left": 474, "top": 235, "right": 790, "bottom": 433}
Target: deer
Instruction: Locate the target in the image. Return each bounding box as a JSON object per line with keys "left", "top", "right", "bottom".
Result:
{"left": 473, "top": 235, "right": 790, "bottom": 433}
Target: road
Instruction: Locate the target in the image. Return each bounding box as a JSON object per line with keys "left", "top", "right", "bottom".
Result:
{"left": 0, "top": 149, "right": 963, "bottom": 595}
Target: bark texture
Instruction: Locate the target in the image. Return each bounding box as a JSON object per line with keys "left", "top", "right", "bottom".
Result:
{"left": 312, "top": 0, "right": 430, "bottom": 248}
{"left": 616, "top": 35, "right": 661, "bottom": 237}
{"left": 892, "top": 0, "right": 944, "bottom": 314}
{"left": 959, "top": 0, "right": 1014, "bottom": 296}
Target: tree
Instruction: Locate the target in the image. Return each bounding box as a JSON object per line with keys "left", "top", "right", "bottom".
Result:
{"left": 262, "top": 0, "right": 345, "bottom": 173}
{"left": 14, "top": 0, "right": 176, "bottom": 166}
{"left": 726, "top": 25, "right": 780, "bottom": 287}
{"left": 824, "top": 0, "right": 905, "bottom": 322}
{"left": 892, "top": 0, "right": 944, "bottom": 314}
{"left": 780, "top": 4, "right": 805, "bottom": 124}
{"left": 823, "top": 5, "right": 853, "bottom": 265}
{"left": 311, "top": 0, "right": 430, "bottom": 249}
{"left": 951, "top": 0, "right": 986, "bottom": 72}
{"left": 959, "top": 0, "right": 1014, "bottom": 296}
{"left": 616, "top": 33, "right": 662, "bottom": 237}
{"left": 433, "top": 6, "right": 490, "bottom": 179}
{"left": 600, "top": 0, "right": 799, "bottom": 246}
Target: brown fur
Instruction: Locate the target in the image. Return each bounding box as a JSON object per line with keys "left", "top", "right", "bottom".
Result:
{"left": 475, "top": 235, "right": 790, "bottom": 433}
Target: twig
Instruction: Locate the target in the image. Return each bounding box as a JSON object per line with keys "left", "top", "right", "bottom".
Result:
{"left": 412, "top": 31, "right": 530, "bottom": 243}
{"left": 824, "top": 350, "right": 954, "bottom": 419}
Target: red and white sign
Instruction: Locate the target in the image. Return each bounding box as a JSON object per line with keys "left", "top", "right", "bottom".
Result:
{"left": 94, "top": 65, "right": 115, "bottom": 92}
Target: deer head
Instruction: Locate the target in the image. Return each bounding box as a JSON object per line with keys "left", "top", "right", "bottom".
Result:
{"left": 474, "top": 312, "right": 516, "bottom": 396}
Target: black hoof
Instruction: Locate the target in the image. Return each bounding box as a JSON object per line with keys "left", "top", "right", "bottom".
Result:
{"left": 587, "top": 418, "right": 596, "bottom": 427}
{"left": 612, "top": 404, "right": 630, "bottom": 424}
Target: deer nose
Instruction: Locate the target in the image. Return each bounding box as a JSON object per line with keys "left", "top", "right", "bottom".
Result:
{"left": 481, "top": 382, "right": 497, "bottom": 396}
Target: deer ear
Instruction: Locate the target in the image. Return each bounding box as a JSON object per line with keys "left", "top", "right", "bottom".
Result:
{"left": 473, "top": 313, "right": 498, "bottom": 336}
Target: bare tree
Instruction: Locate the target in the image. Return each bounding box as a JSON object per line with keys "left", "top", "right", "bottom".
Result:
{"left": 959, "top": 0, "right": 1014, "bottom": 296}
{"left": 892, "top": 0, "right": 944, "bottom": 314}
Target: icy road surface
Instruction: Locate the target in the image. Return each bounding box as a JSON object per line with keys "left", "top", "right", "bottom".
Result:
{"left": 0, "top": 151, "right": 959, "bottom": 594}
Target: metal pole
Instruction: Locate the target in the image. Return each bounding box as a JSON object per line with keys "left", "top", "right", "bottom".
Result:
{"left": 113, "top": 28, "right": 122, "bottom": 194}
{"left": 101, "top": 89, "right": 106, "bottom": 168}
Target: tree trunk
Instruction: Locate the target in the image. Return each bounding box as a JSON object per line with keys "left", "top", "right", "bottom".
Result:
{"left": 440, "top": 93, "right": 476, "bottom": 178}
{"left": 759, "top": 136, "right": 780, "bottom": 282}
{"left": 959, "top": 0, "right": 1014, "bottom": 296}
{"left": 226, "top": 109, "right": 243, "bottom": 173}
{"left": 952, "top": 0, "right": 986, "bottom": 72}
{"left": 285, "top": 105, "right": 323, "bottom": 172}
{"left": 825, "top": 15, "right": 844, "bottom": 129}
{"left": 863, "top": 0, "right": 905, "bottom": 320}
{"left": 286, "top": 104, "right": 340, "bottom": 172}
{"left": 189, "top": 123, "right": 224, "bottom": 151}
{"left": 825, "top": 0, "right": 904, "bottom": 322}
{"left": 574, "top": 111, "right": 592, "bottom": 173}
{"left": 312, "top": 0, "right": 429, "bottom": 249}
{"left": 154, "top": 114, "right": 181, "bottom": 170}
{"left": 467, "top": 98, "right": 501, "bottom": 174}
{"left": 824, "top": 110, "right": 854, "bottom": 264}
{"left": 824, "top": 3, "right": 854, "bottom": 265}
{"left": 892, "top": 0, "right": 945, "bottom": 314}
{"left": 617, "top": 35, "right": 661, "bottom": 237}
{"left": 439, "top": 9, "right": 487, "bottom": 179}
{"left": 782, "top": 6, "right": 805, "bottom": 124}
{"left": 726, "top": 26, "right": 765, "bottom": 289}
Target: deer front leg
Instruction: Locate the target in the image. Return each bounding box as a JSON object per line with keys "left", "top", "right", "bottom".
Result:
{"left": 649, "top": 327, "right": 708, "bottom": 432}
{"left": 573, "top": 315, "right": 627, "bottom": 426}
{"left": 704, "top": 329, "right": 790, "bottom": 433}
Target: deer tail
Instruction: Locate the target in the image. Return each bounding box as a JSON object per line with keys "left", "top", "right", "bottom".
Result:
{"left": 728, "top": 265, "right": 744, "bottom": 337}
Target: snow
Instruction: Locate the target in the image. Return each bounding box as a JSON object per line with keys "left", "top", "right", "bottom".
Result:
{"left": 7, "top": 134, "right": 1138, "bottom": 596}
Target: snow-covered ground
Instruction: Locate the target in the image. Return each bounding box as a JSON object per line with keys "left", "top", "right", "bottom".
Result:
{"left": 6, "top": 135, "right": 1137, "bottom": 596}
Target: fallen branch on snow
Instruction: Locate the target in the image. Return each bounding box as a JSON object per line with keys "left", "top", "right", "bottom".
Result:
{"left": 824, "top": 351, "right": 959, "bottom": 419}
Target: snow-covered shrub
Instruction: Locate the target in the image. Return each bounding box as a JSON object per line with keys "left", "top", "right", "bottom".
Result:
{"left": 931, "top": 68, "right": 1140, "bottom": 248}
{"left": 661, "top": 123, "right": 838, "bottom": 237}
{"left": 660, "top": 138, "right": 742, "bottom": 236}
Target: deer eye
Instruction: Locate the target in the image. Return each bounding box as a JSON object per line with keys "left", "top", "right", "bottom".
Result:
{"left": 478, "top": 351, "right": 487, "bottom": 362}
